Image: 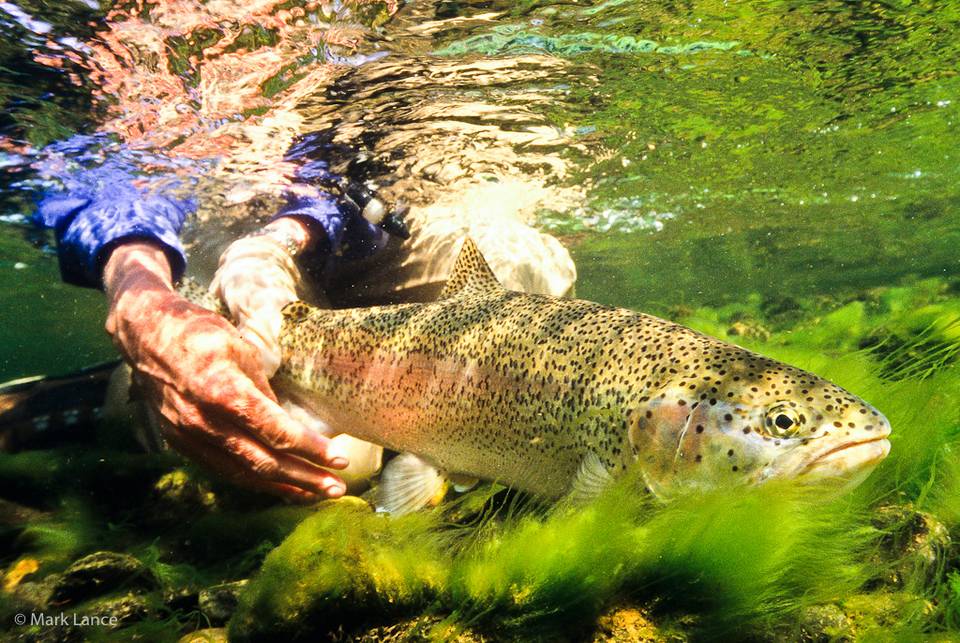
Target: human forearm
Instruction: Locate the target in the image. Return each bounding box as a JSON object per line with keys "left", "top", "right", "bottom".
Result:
{"left": 103, "top": 241, "right": 180, "bottom": 365}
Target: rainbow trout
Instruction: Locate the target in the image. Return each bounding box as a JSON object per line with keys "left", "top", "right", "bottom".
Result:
{"left": 274, "top": 239, "right": 891, "bottom": 513}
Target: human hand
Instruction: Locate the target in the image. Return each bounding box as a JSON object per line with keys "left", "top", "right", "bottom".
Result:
{"left": 209, "top": 217, "right": 313, "bottom": 376}
{"left": 104, "top": 241, "right": 347, "bottom": 501}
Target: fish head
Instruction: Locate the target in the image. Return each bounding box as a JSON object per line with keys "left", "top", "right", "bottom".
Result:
{"left": 627, "top": 348, "right": 891, "bottom": 498}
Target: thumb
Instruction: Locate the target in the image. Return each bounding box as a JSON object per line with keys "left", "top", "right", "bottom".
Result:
{"left": 236, "top": 313, "right": 283, "bottom": 376}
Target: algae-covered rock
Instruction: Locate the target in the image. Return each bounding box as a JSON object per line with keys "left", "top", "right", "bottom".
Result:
{"left": 592, "top": 604, "right": 676, "bottom": 642}
{"left": 199, "top": 579, "right": 248, "bottom": 626}
{"left": 81, "top": 591, "right": 152, "bottom": 628}
{"left": 164, "top": 586, "right": 200, "bottom": 613}
{"left": 179, "top": 628, "right": 228, "bottom": 643}
{"left": 870, "top": 504, "right": 951, "bottom": 589}
{"left": 14, "top": 621, "right": 83, "bottom": 643}
{"left": 49, "top": 551, "right": 158, "bottom": 605}
{"left": 152, "top": 468, "right": 218, "bottom": 522}
{"left": 3, "top": 557, "right": 41, "bottom": 592}
{"left": 6, "top": 576, "right": 58, "bottom": 611}
{"left": 229, "top": 499, "right": 446, "bottom": 641}
{"left": 0, "top": 497, "right": 49, "bottom": 527}
{"left": 796, "top": 604, "right": 851, "bottom": 642}
{"left": 839, "top": 591, "right": 934, "bottom": 635}
{"left": 349, "top": 615, "right": 486, "bottom": 642}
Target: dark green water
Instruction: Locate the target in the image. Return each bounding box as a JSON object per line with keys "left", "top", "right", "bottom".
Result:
{"left": 1, "top": 0, "right": 958, "bottom": 380}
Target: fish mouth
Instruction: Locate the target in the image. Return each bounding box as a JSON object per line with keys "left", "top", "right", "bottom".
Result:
{"left": 799, "top": 437, "right": 891, "bottom": 480}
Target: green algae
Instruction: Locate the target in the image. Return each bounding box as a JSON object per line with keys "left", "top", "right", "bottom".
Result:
{"left": 230, "top": 500, "right": 448, "bottom": 641}
{"left": 229, "top": 477, "right": 877, "bottom": 640}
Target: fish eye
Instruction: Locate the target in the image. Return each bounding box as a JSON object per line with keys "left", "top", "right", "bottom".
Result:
{"left": 764, "top": 403, "right": 803, "bottom": 437}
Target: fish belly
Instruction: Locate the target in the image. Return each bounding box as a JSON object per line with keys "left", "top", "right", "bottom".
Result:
{"left": 276, "top": 351, "right": 584, "bottom": 499}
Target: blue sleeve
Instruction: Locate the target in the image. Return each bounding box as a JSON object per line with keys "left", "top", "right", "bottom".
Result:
{"left": 273, "top": 137, "right": 388, "bottom": 260}
{"left": 34, "top": 157, "right": 195, "bottom": 289}
{"left": 34, "top": 133, "right": 385, "bottom": 289}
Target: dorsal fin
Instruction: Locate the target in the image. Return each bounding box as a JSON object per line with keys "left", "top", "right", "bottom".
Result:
{"left": 439, "top": 237, "right": 504, "bottom": 299}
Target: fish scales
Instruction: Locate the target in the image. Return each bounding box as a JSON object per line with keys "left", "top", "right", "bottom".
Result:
{"left": 272, "top": 239, "right": 891, "bottom": 507}
{"left": 277, "top": 292, "right": 644, "bottom": 498}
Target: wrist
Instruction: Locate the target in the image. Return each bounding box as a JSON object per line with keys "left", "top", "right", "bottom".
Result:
{"left": 264, "top": 216, "right": 321, "bottom": 257}
{"left": 104, "top": 241, "right": 175, "bottom": 316}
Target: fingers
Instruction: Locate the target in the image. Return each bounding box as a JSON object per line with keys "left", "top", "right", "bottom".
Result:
{"left": 121, "top": 291, "right": 351, "bottom": 501}
{"left": 226, "top": 435, "right": 347, "bottom": 498}
{"left": 199, "top": 374, "right": 349, "bottom": 470}
{"left": 159, "top": 413, "right": 346, "bottom": 500}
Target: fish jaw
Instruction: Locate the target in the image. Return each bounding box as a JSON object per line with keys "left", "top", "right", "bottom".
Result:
{"left": 795, "top": 436, "right": 891, "bottom": 485}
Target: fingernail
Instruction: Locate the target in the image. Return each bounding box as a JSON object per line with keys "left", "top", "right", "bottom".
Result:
{"left": 326, "top": 483, "right": 345, "bottom": 498}
{"left": 329, "top": 457, "right": 349, "bottom": 468}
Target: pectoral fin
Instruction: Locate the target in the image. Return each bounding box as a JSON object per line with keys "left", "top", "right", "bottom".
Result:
{"left": 569, "top": 452, "right": 614, "bottom": 504}
{"left": 376, "top": 453, "right": 449, "bottom": 515}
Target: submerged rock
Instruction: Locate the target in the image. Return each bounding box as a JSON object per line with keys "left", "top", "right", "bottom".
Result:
{"left": 592, "top": 605, "right": 675, "bottom": 642}
{"left": 870, "top": 505, "right": 951, "bottom": 589}
{"left": 82, "top": 591, "right": 152, "bottom": 628}
{"left": 0, "top": 499, "right": 50, "bottom": 556}
{"left": 229, "top": 499, "right": 444, "bottom": 641}
{"left": 3, "top": 557, "right": 41, "bottom": 592}
{"left": 49, "top": 551, "right": 158, "bottom": 605}
{"left": 840, "top": 591, "right": 934, "bottom": 634}
{"left": 8, "top": 575, "right": 59, "bottom": 610}
{"left": 13, "top": 622, "right": 83, "bottom": 643}
{"left": 349, "top": 615, "right": 486, "bottom": 642}
{"left": 179, "top": 629, "right": 228, "bottom": 643}
{"left": 0, "top": 497, "right": 49, "bottom": 526}
{"left": 796, "top": 604, "right": 851, "bottom": 642}
{"left": 152, "top": 469, "right": 218, "bottom": 522}
{"left": 164, "top": 586, "right": 200, "bottom": 613}
{"left": 199, "top": 580, "right": 248, "bottom": 626}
